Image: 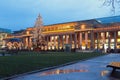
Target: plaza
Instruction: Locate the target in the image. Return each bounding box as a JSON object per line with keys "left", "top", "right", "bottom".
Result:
{"left": 10, "top": 54, "right": 120, "bottom": 80}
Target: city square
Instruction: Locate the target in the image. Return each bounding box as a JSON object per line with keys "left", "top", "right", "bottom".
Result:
{"left": 0, "top": 0, "right": 120, "bottom": 80}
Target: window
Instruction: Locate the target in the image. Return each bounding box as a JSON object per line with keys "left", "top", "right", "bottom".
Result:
{"left": 101, "top": 33, "right": 104, "bottom": 37}
{"left": 106, "top": 32, "right": 109, "bottom": 37}
{"left": 118, "top": 31, "right": 120, "bottom": 36}
{"left": 117, "top": 39, "right": 120, "bottom": 42}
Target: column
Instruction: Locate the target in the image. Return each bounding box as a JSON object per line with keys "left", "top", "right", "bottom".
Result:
{"left": 114, "top": 31, "right": 117, "bottom": 52}
{"left": 65, "top": 35, "right": 67, "bottom": 44}
{"left": 54, "top": 36, "right": 56, "bottom": 50}
{"left": 27, "top": 36, "right": 30, "bottom": 49}
{"left": 50, "top": 36, "right": 52, "bottom": 50}
{"left": 62, "top": 35, "right": 64, "bottom": 49}
{"left": 46, "top": 36, "right": 49, "bottom": 50}
{"left": 25, "top": 37, "right": 28, "bottom": 49}
{"left": 74, "top": 33, "right": 77, "bottom": 49}
{"left": 79, "top": 32, "right": 82, "bottom": 49}
{"left": 85, "top": 32, "right": 88, "bottom": 50}
{"left": 97, "top": 32, "right": 99, "bottom": 50}
{"left": 90, "top": 31, "right": 94, "bottom": 50}
{"left": 101, "top": 32, "right": 104, "bottom": 50}
{"left": 59, "top": 35, "right": 62, "bottom": 50}
{"left": 66, "top": 35, "right": 69, "bottom": 44}
{"left": 108, "top": 32, "right": 111, "bottom": 50}
{"left": 58, "top": 35, "right": 60, "bottom": 50}
{"left": 70, "top": 34, "right": 72, "bottom": 49}
{"left": 29, "top": 37, "right": 32, "bottom": 49}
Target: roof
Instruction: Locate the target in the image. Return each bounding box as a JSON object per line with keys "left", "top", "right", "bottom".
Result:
{"left": 0, "top": 28, "right": 11, "bottom": 33}
{"left": 44, "top": 19, "right": 103, "bottom": 28}
{"left": 97, "top": 15, "right": 120, "bottom": 24}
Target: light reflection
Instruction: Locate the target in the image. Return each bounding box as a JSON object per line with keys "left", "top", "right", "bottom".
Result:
{"left": 40, "top": 69, "right": 88, "bottom": 76}
{"left": 101, "top": 70, "right": 109, "bottom": 76}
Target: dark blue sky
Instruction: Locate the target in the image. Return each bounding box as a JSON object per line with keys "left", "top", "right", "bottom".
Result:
{"left": 0, "top": 0, "right": 120, "bottom": 31}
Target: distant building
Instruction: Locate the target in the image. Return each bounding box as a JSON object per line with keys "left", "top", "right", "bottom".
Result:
{"left": 4, "top": 15, "right": 120, "bottom": 52}
{"left": 0, "top": 28, "right": 11, "bottom": 48}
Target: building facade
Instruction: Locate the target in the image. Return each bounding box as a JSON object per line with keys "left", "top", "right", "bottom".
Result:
{"left": 4, "top": 15, "right": 120, "bottom": 52}
{"left": 0, "top": 28, "right": 11, "bottom": 49}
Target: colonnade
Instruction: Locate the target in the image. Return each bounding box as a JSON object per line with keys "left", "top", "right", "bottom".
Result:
{"left": 23, "top": 30, "right": 120, "bottom": 52}
{"left": 95, "top": 31, "right": 119, "bottom": 52}
{"left": 42, "top": 30, "right": 95, "bottom": 51}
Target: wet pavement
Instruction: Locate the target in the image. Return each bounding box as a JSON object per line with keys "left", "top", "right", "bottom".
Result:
{"left": 11, "top": 54, "right": 120, "bottom": 80}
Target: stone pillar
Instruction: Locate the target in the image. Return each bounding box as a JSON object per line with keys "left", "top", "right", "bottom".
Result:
{"left": 50, "top": 36, "right": 52, "bottom": 50}
{"left": 74, "top": 33, "right": 77, "bottom": 49}
{"left": 70, "top": 34, "right": 72, "bottom": 49}
{"left": 85, "top": 32, "right": 88, "bottom": 50}
{"left": 46, "top": 36, "right": 49, "bottom": 50}
{"left": 29, "top": 37, "right": 32, "bottom": 49}
{"left": 114, "top": 31, "right": 117, "bottom": 52}
{"left": 27, "top": 36, "right": 30, "bottom": 49}
{"left": 62, "top": 35, "right": 64, "bottom": 49}
{"left": 90, "top": 31, "right": 94, "bottom": 50}
{"left": 25, "top": 37, "right": 28, "bottom": 49}
{"left": 54, "top": 36, "right": 56, "bottom": 50}
{"left": 108, "top": 32, "right": 111, "bottom": 50}
{"left": 65, "top": 35, "right": 67, "bottom": 44}
{"left": 65, "top": 35, "right": 68, "bottom": 44}
{"left": 97, "top": 32, "right": 99, "bottom": 50}
{"left": 79, "top": 32, "right": 82, "bottom": 49}
{"left": 58, "top": 35, "right": 60, "bottom": 50}
{"left": 102, "top": 32, "right": 105, "bottom": 51}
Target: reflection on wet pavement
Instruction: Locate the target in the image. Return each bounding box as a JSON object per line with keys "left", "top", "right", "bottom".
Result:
{"left": 10, "top": 54, "right": 120, "bottom": 80}
{"left": 101, "top": 70, "right": 109, "bottom": 76}
{"left": 40, "top": 69, "right": 88, "bottom": 76}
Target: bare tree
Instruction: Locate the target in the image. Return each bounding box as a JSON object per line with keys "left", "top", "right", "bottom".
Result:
{"left": 33, "top": 14, "right": 46, "bottom": 50}
{"left": 101, "top": 0, "right": 120, "bottom": 13}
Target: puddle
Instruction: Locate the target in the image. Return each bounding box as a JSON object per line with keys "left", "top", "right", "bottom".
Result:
{"left": 40, "top": 69, "right": 88, "bottom": 76}
{"left": 101, "top": 70, "right": 109, "bottom": 76}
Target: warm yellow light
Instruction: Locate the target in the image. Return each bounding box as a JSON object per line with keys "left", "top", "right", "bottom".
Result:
{"left": 118, "top": 31, "right": 120, "bottom": 36}
{"left": 26, "top": 31, "right": 29, "bottom": 35}
{"left": 117, "top": 39, "right": 120, "bottom": 42}
{"left": 106, "top": 32, "right": 109, "bottom": 37}
{"left": 81, "top": 24, "right": 85, "bottom": 29}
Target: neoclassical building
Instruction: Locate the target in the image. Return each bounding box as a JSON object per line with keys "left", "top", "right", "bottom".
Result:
{"left": 4, "top": 15, "right": 120, "bottom": 52}
{"left": 0, "top": 28, "right": 11, "bottom": 49}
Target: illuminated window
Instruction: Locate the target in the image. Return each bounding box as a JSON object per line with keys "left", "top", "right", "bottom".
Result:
{"left": 26, "top": 31, "right": 29, "bottom": 34}
{"left": 106, "top": 39, "right": 108, "bottom": 43}
{"left": 111, "top": 39, "right": 114, "bottom": 42}
{"left": 118, "top": 31, "right": 120, "bottom": 36}
{"left": 101, "top": 33, "right": 104, "bottom": 37}
{"left": 81, "top": 24, "right": 85, "bottom": 29}
{"left": 95, "top": 40, "right": 97, "bottom": 43}
{"left": 65, "top": 26, "right": 70, "bottom": 29}
{"left": 106, "top": 32, "right": 109, "bottom": 37}
{"left": 117, "top": 39, "right": 120, "bottom": 42}
{"left": 51, "top": 36, "right": 54, "bottom": 40}
{"left": 55, "top": 36, "right": 58, "bottom": 39}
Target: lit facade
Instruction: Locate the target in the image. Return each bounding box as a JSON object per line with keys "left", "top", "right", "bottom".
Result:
{"left": 4, "top": 16, "right": 120, "bottom": 52}
{"left": 0, "top": 28, "right": 11, "bottom": 48}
